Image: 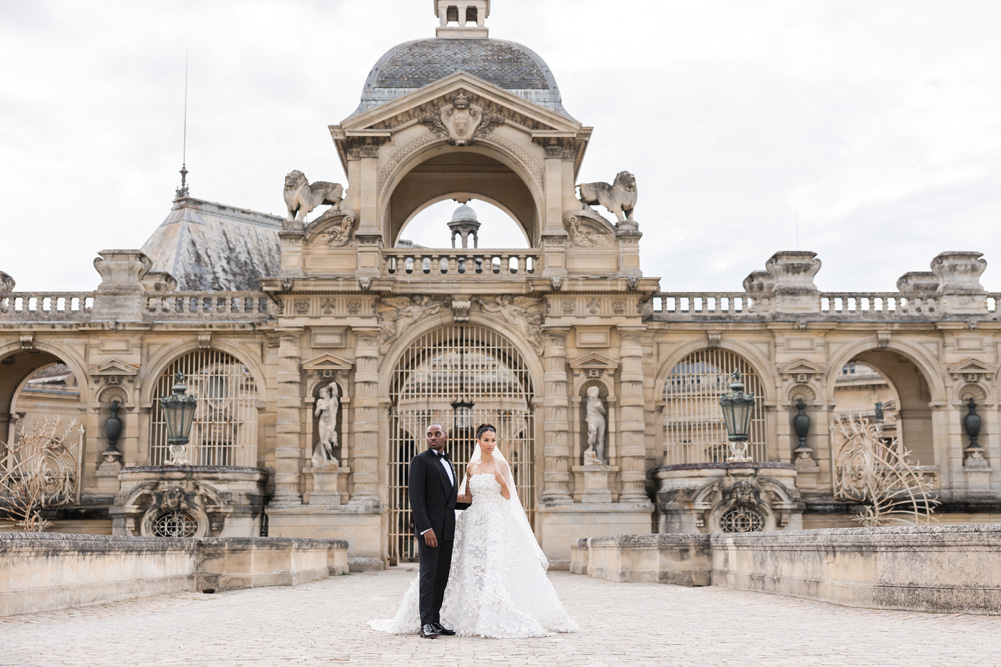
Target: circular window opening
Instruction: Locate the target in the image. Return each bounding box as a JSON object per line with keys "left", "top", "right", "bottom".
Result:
{"left": 720, "top": 507, "right": 765, "bottom": 533}
{"left": 152, "top": 511, "right": 200, "bottom": 538}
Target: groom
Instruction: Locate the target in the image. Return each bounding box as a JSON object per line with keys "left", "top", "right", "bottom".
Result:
{"left": 409, "top": 423, "right": 457, "bottom": 639}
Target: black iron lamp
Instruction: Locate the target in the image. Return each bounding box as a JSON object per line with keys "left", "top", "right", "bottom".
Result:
{"left": 161, "top": 372, "right": 197, "bottom": 465}
{"left": 719, "top": 369, "right": 755, "bottom": 462}
{"left": 451, "top": 399, "right": 474, "bottom": 431}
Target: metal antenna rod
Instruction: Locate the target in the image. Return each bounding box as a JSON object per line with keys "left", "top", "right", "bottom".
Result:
{"left": 177, "top": 50, "right": 189, "bottom": 198}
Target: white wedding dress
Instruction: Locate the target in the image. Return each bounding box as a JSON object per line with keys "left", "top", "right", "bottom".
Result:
{"left": 370, "top": 474, "right": 578, "bottom": 638}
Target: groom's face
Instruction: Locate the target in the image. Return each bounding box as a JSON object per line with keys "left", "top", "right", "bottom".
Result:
{"left": 426, "top": 424, "right": 447, "bottom": 452}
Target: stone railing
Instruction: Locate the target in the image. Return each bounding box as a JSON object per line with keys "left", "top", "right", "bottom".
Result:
{"left": 383, "top": 249, "right": 539, "bottom": 280}
{"left": 0, "top": 532, "right": 348, "bottom": 617}
{"left": 0, "top": 292, "right": 95, "bottom": 321}
{"left": 650, "top": 293, "right": 763, "bottom": 320}
{"left": 143, "top": 292, "right": 275, "bottom": 321}
{"left": 650, "top": 291, "right": 1001, "bottom": 322}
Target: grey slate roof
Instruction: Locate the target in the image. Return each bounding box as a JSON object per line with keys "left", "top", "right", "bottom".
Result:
{"left": 141, "top": 197, "right": 281, "bottom": 292}
{"left": 352, "top": 38, "right": 573, "bottom": 118}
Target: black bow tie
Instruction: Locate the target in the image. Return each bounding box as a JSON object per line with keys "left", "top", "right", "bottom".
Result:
{"left": 436, "top": 450, "right": 450, "bottom": 461}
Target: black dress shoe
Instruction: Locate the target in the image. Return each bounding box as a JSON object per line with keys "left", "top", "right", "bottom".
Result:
{"left": 421, "top": 624, "right": 440, "bottom": 639}
{"left": 432, "top": 622, "right": 455, "bottom": 636}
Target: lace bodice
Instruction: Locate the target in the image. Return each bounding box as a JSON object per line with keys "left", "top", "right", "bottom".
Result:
{"left": 468, "top": 473, "right": 505, "bottom": 505}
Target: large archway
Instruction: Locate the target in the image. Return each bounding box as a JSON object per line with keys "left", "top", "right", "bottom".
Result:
{"left": 830, "top": 349, "right": 935, "bottom": 467}
{"left": 386, "top": 151, "right": 540, "bottom": 246}
{"left": 388, "top": 324, "right": 536, "bottom": 563}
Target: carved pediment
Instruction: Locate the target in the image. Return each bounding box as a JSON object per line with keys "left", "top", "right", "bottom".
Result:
{"left": 947, "top": 358, "right": 994, "bottom": 381}
{"left": 302, "top": 354, "right": 354, "bottom": 373}
{"left": 777, "top": 359, "right": 825, "bottom": 378}
{"left": 569, "top": 352, "right": 619, "bottom": 373}
{"left": 89, "top": 360, "right": 140, "bottom": 377}
{"left": 338, "top": 73, "right": 581, "bottom": 136}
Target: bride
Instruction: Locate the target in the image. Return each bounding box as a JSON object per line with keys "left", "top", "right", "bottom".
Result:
{"left": 370, "top": 423, "right": 578, "bottom": 638}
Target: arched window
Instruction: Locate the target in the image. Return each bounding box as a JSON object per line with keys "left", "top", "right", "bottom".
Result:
{"left": 149, "top": 350, "right": 258, "bottom": 466}
{"left": 664, "top": 349, "right": 767, "bottom": 464}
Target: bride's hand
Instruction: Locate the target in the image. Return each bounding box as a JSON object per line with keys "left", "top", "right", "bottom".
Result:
{"left": 494, "top": 471, "right": 511, "bottom": 499}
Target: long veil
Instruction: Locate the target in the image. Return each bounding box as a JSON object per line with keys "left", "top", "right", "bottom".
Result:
{"left": 458, "top": 443, "right": 549, "bottom": 570}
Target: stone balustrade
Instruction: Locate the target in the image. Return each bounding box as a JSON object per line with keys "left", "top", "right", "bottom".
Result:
{"left": 0, "top": 293, "right": 95, "bottom": 321}
{"left": 383, "top": 249, "right": 539, "bottom": 280}
{"left": 144, "top": 292, "right": 275, "bottom": 320}
{"left": 0, "top": 532, "right": 348, "bottom": 617}
{"left": 650, "top": 291, "right": 1001, "bottom": 322}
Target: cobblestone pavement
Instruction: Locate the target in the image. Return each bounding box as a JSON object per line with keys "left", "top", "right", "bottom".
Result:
{"left": 4, "top": 567, "right": 1001, "bottom": 666}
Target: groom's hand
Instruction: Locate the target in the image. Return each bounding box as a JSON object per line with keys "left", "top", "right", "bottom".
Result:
{"left": 424, "top": 529, "right": 439, "bottom": 548}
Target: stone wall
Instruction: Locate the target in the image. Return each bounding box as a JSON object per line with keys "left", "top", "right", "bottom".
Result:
{"left": 0, "top": 533, "right": 348, "bottom": 617}
{"left": 574, "top": 525, "right": 1001, "bottom": 615}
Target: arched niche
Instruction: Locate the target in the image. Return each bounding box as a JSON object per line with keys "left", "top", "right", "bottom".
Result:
{"left": 385, "top": 150, "right": 540, "bottom": 246}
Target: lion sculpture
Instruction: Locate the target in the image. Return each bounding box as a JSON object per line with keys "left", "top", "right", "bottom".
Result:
{"left": 577, "top": 170, "right": 637, "bottom": 222}
{"left": 283, "top": 170, "right": 344, "bottom": 223}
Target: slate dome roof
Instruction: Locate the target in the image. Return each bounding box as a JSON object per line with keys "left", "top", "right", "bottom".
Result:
{"left": 451, "top": 204, "right": 478, "bottom": 222}
{"left": 352, "top": 38, "right": 572, "bottom": 118}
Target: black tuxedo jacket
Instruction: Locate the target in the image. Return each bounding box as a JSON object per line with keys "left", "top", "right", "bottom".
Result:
{"left": 409, "top": 448, "right": 458, "bottom": 541}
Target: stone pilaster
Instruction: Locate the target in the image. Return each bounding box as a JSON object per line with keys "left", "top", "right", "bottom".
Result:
{"left": 273, "top": 332, "right": 303, "bottom": 504}
{"left": 617, "top": 325, "right": 649, "bottom": 502}
{"left": 349, "top": 329, "right": 381, "bottom": 508}
{"left": 541, "top": 327, "right": 572, "bottom": 505}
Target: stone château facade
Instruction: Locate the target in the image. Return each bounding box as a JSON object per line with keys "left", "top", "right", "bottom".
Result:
{"left": 2, "top": 2, "right": 1000, "bottom": 569}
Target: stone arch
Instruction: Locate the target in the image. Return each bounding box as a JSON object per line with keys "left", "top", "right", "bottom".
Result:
{"left": 139, "top": 341, "right": 266, "bottom": 406}
{"left": 659, "top": 344, "right": 774, "bottom": 465}
{"left": 0, "top": 343, "right": 89, "bottom": 448}
{"left": 395, "top": 193, "right": 529, "bottom": 247}
{"left": 381, "top": 142, "right": 544, "bottom": 247}
{"left": 654, "top": 339, "right": 779, "bottom": 406}
{"left": 378, "top": 310, "right": 545, "bottom": 400}
{"left": 140, "top": 346, "right": 264, "bottom": 467}
{"left": 826, "top": 341, "right": 943, "bottom": 467}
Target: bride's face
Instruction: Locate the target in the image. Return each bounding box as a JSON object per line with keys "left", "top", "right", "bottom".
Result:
{"left": 478, "top": 430, "right": 497, "bottom": 455}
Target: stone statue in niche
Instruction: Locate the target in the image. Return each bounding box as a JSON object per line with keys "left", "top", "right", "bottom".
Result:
{"left": 283, "top": 170, "right": 344, "bottom": 225}
{"left": 313, "top": 382, "right": 340, "bottom": 466}
{"left": 583, "top": 386, "right": 607, "bottom": 465}
{"left": 577, "top": 171, "right": 637, "bottom": 223}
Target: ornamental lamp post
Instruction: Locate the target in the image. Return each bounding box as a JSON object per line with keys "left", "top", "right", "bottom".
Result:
{"left": 161, "top": 372, "right": 197, "bottom": 465}
{"left": 719, "top": 369, "right": 755, "bottom": 462}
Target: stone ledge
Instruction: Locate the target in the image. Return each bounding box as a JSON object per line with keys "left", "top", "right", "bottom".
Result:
{"left": 572, "top": 524, "right": 1001, "bottom": 614}
{"left": 0, "top": 533, "right": 348, "bottom": 617}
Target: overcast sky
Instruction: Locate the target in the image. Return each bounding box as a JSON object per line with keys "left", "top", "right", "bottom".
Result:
{"left": 2, "top": 0, "right": 1000, "bottom": 292}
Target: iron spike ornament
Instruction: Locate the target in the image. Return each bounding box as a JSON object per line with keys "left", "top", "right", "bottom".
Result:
{"left": 720, "top": 369, "right": 755, "bottom": 462}
{"left": 161, "top": 372, "right": 197, "bottom": 465}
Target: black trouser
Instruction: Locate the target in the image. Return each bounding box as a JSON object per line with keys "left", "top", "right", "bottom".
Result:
{"left": 416, "top": 535, "right": 454, "bottom": 627}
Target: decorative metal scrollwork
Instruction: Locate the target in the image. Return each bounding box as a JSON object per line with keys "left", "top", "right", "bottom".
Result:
{"left": 152, "top": 511, "right": 199, "bottom": 537}
{"left": 720, "top": 507, "right": 765, "bottom": 533}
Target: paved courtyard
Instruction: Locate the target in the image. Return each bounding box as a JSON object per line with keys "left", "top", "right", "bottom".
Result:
{"left": 4, "top": 566, "right": 1001, "bottom": 666}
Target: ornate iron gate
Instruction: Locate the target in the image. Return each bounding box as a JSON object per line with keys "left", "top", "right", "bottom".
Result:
{"left": 388, "top": 325, "right": 536, "bottom": 563}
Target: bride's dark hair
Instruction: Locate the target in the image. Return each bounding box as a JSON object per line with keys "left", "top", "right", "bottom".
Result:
{"left": 475, "top": 423, "right": 497, "bottom": 440}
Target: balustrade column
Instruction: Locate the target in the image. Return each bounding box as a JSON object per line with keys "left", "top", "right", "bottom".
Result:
{"left": 617, "top": 325, "right": 649, "bottom": 502}
{"left": 273, "top": 332, "right": 303, "bottom": 504}
{"left": 349, "top": 329, "right": 381, "bottom": 508}
{"left": 540, "top": 327, "right": 573, "bottom": 505}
